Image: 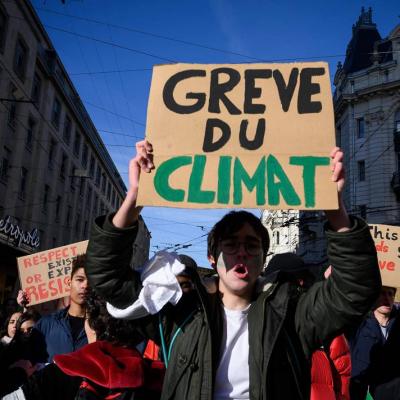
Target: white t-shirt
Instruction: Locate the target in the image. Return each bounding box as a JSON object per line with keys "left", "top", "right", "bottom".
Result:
{"left": 214, "top": 305, "right": 250, "bottom": 400}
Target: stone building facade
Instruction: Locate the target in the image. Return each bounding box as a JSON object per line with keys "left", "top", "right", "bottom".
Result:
{"left": 0, "top": 0, "right": 149, "bottom": 303}
{"left": 263, "top": 8, "right": 400, "bottom": 272}
{"left": 334, "top": 7, "right": 400, "bottom": 225}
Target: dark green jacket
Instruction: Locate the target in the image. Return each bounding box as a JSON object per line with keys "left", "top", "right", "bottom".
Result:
{"left": 85, "top": 214, "right": 380, "bottom": 400}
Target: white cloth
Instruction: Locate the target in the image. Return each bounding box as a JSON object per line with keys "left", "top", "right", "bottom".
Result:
{"left": 214, "top": 305, "right": 250, "bottom": 400}
{"left": 0, "top": 335, "right": 12, "bottom": 345}
{"left": 106, "top": 251, "right": 185, "bottom": 319}
{"left": 2, "top": 388, "right": 26, "bottom": 400}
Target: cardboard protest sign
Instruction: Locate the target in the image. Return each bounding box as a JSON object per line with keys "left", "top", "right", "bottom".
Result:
{"left": 369, "top": 224, "right": 400, "bottom": 288}
{"left": 138, "top": 62, "right": 337, "bottom": 209}
{"left": 17, "top": 241, "right": 88, "bottom": 306}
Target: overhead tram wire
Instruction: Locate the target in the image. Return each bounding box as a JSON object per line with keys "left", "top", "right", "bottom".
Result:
{"left": 62, "top": 3, "right": 128, "bottom": 170}
{"left": 34, "top": 6, "right": 347, "bottom": 63}
{"left": 8, "top": 11, "right": 400, "bottom": 67}
{"left": 84, "top": 100, "right": 146, "bottom": 126}
{"left": 104, "top": 16, "right": 139, "bottom": 148}
{"left": 70, "top": 68, "right": 152, "bottom": 76}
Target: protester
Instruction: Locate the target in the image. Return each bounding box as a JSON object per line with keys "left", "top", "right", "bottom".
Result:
{"left": 348, "top": 285, "right": 400, "bottom": 400}
{"left": 3, "top": 288, "right": 164, "bottom": 400}
{"left": 1, "top": 311, "right": 22, "bottom": 345}
{"left": 19, "top": 255, "right": 89, "bottom": 362}
{"left": 175, "top": 254, "right": 196, "bottom": 294}
{"left": 0, "top": 310, "right": 42, "bottom": 396}
{"left": 85, "top": 140, "right": 380, "bottom": 400}
{"left": 312, "top": 266, "right": 351, "bottom": 400}
{"left": 265, "top": 257, "right": 351, "bottom": 400}
{"left": 143, "top": 254, "right": 196, "bottom": 362}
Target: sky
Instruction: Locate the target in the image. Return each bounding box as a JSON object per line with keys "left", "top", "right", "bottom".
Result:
{"left": 30, "top": 0, "right": 400, "bottom": 267}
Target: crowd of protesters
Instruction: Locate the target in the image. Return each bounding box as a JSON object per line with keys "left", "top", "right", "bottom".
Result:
{"left": 0, "top": 141, "right": 399, "bottom": 400}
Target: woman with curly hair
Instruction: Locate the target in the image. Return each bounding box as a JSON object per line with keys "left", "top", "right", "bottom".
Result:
{"left": 3, "top": 289, "right": 164, "bottom": 400}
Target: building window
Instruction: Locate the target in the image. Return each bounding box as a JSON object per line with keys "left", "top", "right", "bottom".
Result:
{"left": 0, "top": 5, "right": 8, "bottom": 52}
{"left": 350, "top": 80, "right": 355, "bottom": 93}
{"left": 100, "top": 201, "right": 105, "bottom": 215}
{"left": 111, "top": 189, "right": 116, "bottom": 207}
{"left": 89, "top": 156, "right": 95, "bottom": 177}
{"left": 395, "top": 110, "right": 400, "bottom": 134}
{"left": 73, "top": 131, "right": 81, "bottom": 157}
{"left": 95, "top": 166, "right": 101, "bottom": 187}
{"left": 1, "top": 146, "right": 11, "bottom": 182}
{"left": 70, "top": 165, "right": 76, "bottom": 191}
{"left": 83, "top": 220, "right": 88, "bottom": 237}
{"left": 26, "top": 117, "right": 35, "bottom": 151}
{"left": 19, "top": 167, "right": 28, "bottom": 199}
{"left": 81, "top": 143, "right": 88, "bottom": 168}
{"left": 86, "top": 186, "right": 92, "bottom": 210}
{"left": 79, "top": 177, "right": 86, "bottom": 197}
{"left": 60, "top": 153, "right": 67, "bottom": 180}
{"left": 93, "top": 194, "right": 98, "bottom": 215}
{"left": 101, "top": 173, "right": 106, "bottom": 194}
{"left": 383, "top": 70, "right": 389, "bottom": 83}
{"left": 42, "top": 184, "right": 50, "bottom": 213}
{"left": 336, "top": 124, "right": 341, "bottom": 148}
{"left": 275, "top": 231, "right": 280, "bottom": 245}
{"left": 75, "top": 213, "right": 81, "bottom": 234}
{"left": 48, "top": 138, "right": 57, "bottom": 169}
{"left": 7, "top": 84, "right": 17, "bottom": 129}
{"left": 13, "top": 37, "right": 28, "bottom": 81}
{"left": 63, "top": 115, "right": 72, "bottom": 145}
{"left": 65, "top": 205, "right": 72, "bottom": 226}
{"left": 107, "top": 181, "right": 111, "bottom": 201}
{"left": 358, "top": 160, "right": 366, "bottom": 181}
{"left": 31, "top": 73, "right": 42, "bottom": 106}
{"left": 357, "top": 118, "right": 365, "bottom": 139}
{"left": 55, "top": 195, "right": 62, "bottom": 222}
{"left": 39, "top": 229, "right": 45, "bottom": 249}
{"left": 359, "top": 205, "right": 367, "bottom": 219}
{"left": 51, "top": 97, "right": 61, "bottom": 129}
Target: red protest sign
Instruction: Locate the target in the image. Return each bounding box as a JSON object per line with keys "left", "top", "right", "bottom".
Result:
{"left": 17, "top": 241, "right": 88, "bottom": 306}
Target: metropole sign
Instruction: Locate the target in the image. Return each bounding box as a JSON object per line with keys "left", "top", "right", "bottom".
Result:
{"left": 0, "top": 215, "right": 40, "bottom": 253}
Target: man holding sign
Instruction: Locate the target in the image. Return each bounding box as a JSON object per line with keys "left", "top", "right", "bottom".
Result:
{"left": 86, "top": 63, "right": 380, "bottom": 400}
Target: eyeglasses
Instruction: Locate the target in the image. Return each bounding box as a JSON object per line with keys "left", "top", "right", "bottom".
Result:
{"left": 219, "top": 240, "right": 262, "bottom": 256}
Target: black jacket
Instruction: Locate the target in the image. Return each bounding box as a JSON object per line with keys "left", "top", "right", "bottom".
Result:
{"left": 349, "top": 309, "right": 400, "bottom": 400}
{"left": 86, "top": 214, "right": 380, "bottom": 400}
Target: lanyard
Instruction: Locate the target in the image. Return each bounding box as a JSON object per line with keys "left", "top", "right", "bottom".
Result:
{"left": 158, "top": 310, "right": 196, "bottom": 368}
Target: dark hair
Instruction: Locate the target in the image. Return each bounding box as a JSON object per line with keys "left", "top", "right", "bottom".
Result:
{"left": 207, "top": 210, "right": 270, "bottom": 262}
{"left": 177, "top": 254, "right": 198, "bottom": 278}
{"left": 0, "top": 311, "right": 22, "bottom": 338}
{"left": 71, "top": 254, "right": 86, "bottom": 278}
{"left": 85, "top": 288, "right": 143, "bottom": 349}
{"left": 15, "top": 310, "right": 41, "bottom": 334}
{"left": 10, "top": 310, "right": 45, "bottom": 364}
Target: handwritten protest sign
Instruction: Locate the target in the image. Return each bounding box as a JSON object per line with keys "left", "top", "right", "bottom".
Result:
{"left": 138, "top": 62, "right": 337, "bottom": 209}
{"left": 17, "top": 241, "right": 88, "bottom": 306}
{"left": 369, "top": 224, "right": 400, "bottom": 287}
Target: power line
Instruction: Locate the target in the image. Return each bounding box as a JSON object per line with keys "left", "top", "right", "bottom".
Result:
{"left": 84, "top": 100, "right": 146, "bottom": 126}
{"left": 43, "top": 23, "right": 176, "bottom": 63}
{"left": 32, "top": 6, "right": 370, "bottom": 63}
{"left": 70, "top": 68, "right": 152, "bottom": 76}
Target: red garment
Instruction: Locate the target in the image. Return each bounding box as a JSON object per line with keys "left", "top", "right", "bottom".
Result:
{"left": 144, "top": 340, "right": 161, "bottom": 361}
{"left": 310, "top": 335, "right": 351, "bottom": 400}
{"left": 54, "top": 341, "right": 145, "bottom": 389}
